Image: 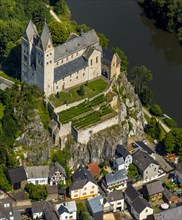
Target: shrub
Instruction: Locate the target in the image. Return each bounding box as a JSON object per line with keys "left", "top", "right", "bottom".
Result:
{"left": 164, "top": 118, "right": 177, "bottom": 128}
{"left": 149, "top": 104, "right": 162, "bottom": 116}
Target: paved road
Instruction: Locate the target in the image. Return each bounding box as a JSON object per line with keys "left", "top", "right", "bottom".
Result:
{"left": 142, "top": 107, "right": 171, "bottom": 133}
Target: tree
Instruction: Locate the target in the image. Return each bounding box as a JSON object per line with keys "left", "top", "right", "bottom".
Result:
{"left": 128, "top": 164, "right": 139, "bottom": 179}
{"left": 48, "top": 20, "right": 69, "bottom": 45}
{"left": 139, "top": 86, "right": 152, "bottom": 106}
{"left": 0, "top": 103, "right": 5, "bottom": 120}
{"left": 112, "top": 47, "right": 128, "bottom": 72}
{"left": 25, "top": 183, "right": 48, "bottom": 201}
{"left": 54, "top": 0, "right": 70, "bottom": 18}
{"left": 78, "top": 85, "right": 85, "bottom": 96}
{"left": 0, "top": 165, "right": 12, "bottom": 192}
{"left": 131, "top": 66, "right": 153, "bottom": 95}
{"left": 146, "top": 117, "right": 161, "bottom": 139}
{"left": 164, "top": 118, "right": 177, "bottom": 128}
{"left": 149, "top": 104, "right": 162, "bottom": 116}
{"left": 77, "top": 202, "right": 91, "bottom": 220}
{"left": 97, "top": 33, "right": 109, "bottom": 48}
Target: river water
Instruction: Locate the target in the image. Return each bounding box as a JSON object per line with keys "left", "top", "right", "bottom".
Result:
{"left": 67, "top": 0, "right": 182, "bottom": 127}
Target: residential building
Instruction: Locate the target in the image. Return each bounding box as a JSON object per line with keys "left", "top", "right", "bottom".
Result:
{"left": 21, "top": 20, "right": 120, "bottom": 96}
{"left": 174, "top": 166, "right": 182, "bottom": 186}
{"left": 132, "top": 150, "right": 159, "bottom": 182}
{"left": 102, "top": 169, "right": 128, "bottom": 190}
{"left": 88, "top": 162, "right": 100, "bottom": 179}
{"left": 6, "top": 167, "right": 27, "bottom": 190}
{"left": 86, "top": 195, "right": 103, "bottom": 220}
{"left": 49, "top": 162, "right": 66, "bottom": 185}
{"left": 113, "top": 157, "right": 125, "bottom": 171}
{"left": 133, "top": 141, "right": 155, "bottom": 159}
{"left": 116, "top": 145, "right": 132, "bottom": 170}
{"left": 106, "top": 190, "right": 124, "bottom": 212}
{"left": 143, "top": 180, "right": 163, "bottom": 201}
{"left": 130, "top": 196, "right": 153, "bottom": 220}
{"left": 69, "top": 165, "right": 98, "bottom": 200}
{"left": 56, "top": 201, "right": 77, "bottom": 220}
{"left": 46, "top": 185, "right": 58, "bottom": 201}
{"left": 124, "top": 185, "right": 140, "bottom": 205}
{"left": 31, "top": 201, "right": 58, "bottom": 220}
{"left": 154, "top": 204, "right": 182, "bottom": 220}
{"left": 25, "top": 166, "right": 49, "bottom": 185}
{"left": 0, "top": 201, "right": 14, "bottom": 220}
{"left": 162, "top": 188, "right": 181, "bottom": 204}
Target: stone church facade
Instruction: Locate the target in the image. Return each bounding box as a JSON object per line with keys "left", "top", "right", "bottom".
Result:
{"left": 21, "top": 20, "right": 120, "bottom": 96}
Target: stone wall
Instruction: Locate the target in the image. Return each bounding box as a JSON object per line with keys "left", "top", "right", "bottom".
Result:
{"left": 73, "top": 115, "right": 119, "bottom": 144}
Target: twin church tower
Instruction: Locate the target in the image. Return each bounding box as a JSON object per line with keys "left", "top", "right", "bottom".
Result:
{"left": 21, "top": 20, "right": 120, "bottom": 96}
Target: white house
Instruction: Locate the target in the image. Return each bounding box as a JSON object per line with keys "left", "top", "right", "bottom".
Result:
{"left": 25, "top": 166, "right": 49, "bottom": 185}
{"left": 56, "top": 201, "right": 77, "bottom": 220}
{"left": 116, "top": 145, "right": 132, "bottom": 170}
{"left": 130, "top": 196, "right": 153, "bottom": 220}
{"left": 113, "top": 157, "right": 125, "bottom": 171}
{"left": 49, "top": 162, "right": 66, "bottom": 185}
{"left": 69, "top": 165, "right": 98, "bottom": 200}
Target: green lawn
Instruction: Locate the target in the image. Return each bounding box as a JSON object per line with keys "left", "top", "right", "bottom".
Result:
{"left": 49, "top": 78, "right": 108, "bottom": 107}
{"left": 164, "top": 181, "right": 178, "bottom": 190}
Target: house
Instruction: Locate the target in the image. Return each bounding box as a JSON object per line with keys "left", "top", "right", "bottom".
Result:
{"left": 106, "top": 190, "right": 124, "bottom": 212}
{"left": 162, "top": 188, "right": 181, "bottom": 204}
{"left": 102, "top": 169, "right": 128, "bottom": 190}
{"left": 69, "top": 165, "right": 98, "bottom": 200}
{"left": 132, "top": 150, "right": 159, "bottom": 182}
{"left": 133, "top": 141, "right": 155, "bottom": 159}
{"left": 143, "top": 180, "right": 163, "bottom": 201}
{"left": 174, "top": 165, "right": 182, "bottom": 186}
{"left": 0, "top": 201, "right": 14, "bottom": 220}
{"left": 116, "top": 145, "right": 132, "bottom": 170}
{"left": 130, "top": 196, "right": 153, "bottom": 220}
{"left": 113, "top": 157, "right": 125, "bottom": 171}
{"left": 56, "top": 201, "right": 77, "bottom": 220}
{"left": 25, "top": 166, "right": 49, "bottom": 185}
{"left": 88, "top": 162, "right": 100, "bottom": 179}
{"left": 46, "top": 185, "right": 58, "bottom": 201}
{"left": 124, "top": 184, "right": 140, "bottom": 205}
{"left": 86, "top": 195, "right": 103, "bottom": 220}
{"left": 6, "top": 167, "right": 27, "bottom": 190}
{"left": 49, "top": 162, "right": 66, "bottom": 186}
{"left": 154, "top": 204, "right": 182, "bottom": 220}
{"left": 31, "top": 200, "right": 58, "bottom": 220}
{"left": 21, "top": 21, "right": 120, "bottom": 96}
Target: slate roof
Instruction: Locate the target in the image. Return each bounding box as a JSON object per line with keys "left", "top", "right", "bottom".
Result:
{"left": 54, "top": 29, "right": 99, "bottom": 61}
{"left": 125, "top": 185, "right": 140, "bottom": 203}
{"left": 87, "top": 195, "right": 103, "bottom": 214}
{"left": 131, "top": 196, "right": 151, "bottom": 214}
{"left": 6, "top": 166, "right": 27, "bottom": 185}
{"left": 134, "top": 141, "right": 154, "bottom": 155}
{"left": 44, "top": 201, "right": 59, "bottom": 220}
{"left": 23, "top": 20, "right": 38, "bottom": 42}
{"left": 107, "top": 190, "right": 124, "bottom": 202}
{"left": 54, "top": 56, "right": 88, "bottom": 82}
{"left": 132, "top": 150, "right": 158, "bottom": 173}
{"left": 56, "top": 201, "right": 77, "bottom": 215}
{"left": 83, "top": 46, "right": 95, "bottom": 60}
{"left": 26, "top": 166, "right": 49, "bottom": 179}
{"left": 32, "top": 201, "right": 46, "bottom": 214}
{"left": 145, "top": 180, "right": 163, "bottom": 196}
{"left": 115, "top": 157, "right": 125, "bottom": 166}
{"left": 46, "top": 185, "right": 58, "bottom": 195}
{"left": 154, "top": 205, "right": 182, "bottom": 220}
{"left": 69, "top": 179, "right": 87, "bottom": 191}
{"left": 104, "top": 169, "right": 128, "bottom": 186}
{"left": 116, "top": 145, "right": 130, "bottom": 159}
{"left": 102, "top": 49, "right": 114, "bottom": 66}
{"left": 0, "top": 201, "right": 13, "bottom": 219}
{"left": 49, "top": 162, "right": 66, "bottom": 178}
{"left": 39, "top": 22, "right": 52, "bottom": 51}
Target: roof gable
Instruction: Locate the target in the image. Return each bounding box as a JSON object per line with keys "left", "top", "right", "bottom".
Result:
{"left": 116, "top": 145, "right": 131, "bottom": 159}
{"left": 39, "top": 22, "right": 52, "bottom": 51}
{"left": 23, "top": 20, "right": 38, "bottom": 42}
{"left": 125, "top": 185, "right": 140, "bottom": 202}
{"left": 145, "top": 180, "right": 163, "bottom": 196}
{"left": 6, "top": 166, "right": 27, "bottom": 184}
{"left": 131, "top": 196, "right": 151, "bottom": 214}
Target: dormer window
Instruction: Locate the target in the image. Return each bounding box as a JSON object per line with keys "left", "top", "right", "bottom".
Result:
{"left": 48, "top": 44, "right": 51, "bottom": 48}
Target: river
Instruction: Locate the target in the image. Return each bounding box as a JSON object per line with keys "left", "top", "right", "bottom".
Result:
{"left": 67, "top": 0, "right": 182, "bottom": 127}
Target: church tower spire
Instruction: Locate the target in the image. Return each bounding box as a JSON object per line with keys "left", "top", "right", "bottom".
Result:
{"left": 23, "top": 20, "right": 38, "bottom": 42}
{"left": 39, "top": 21, "right": 53, "bottom": 51}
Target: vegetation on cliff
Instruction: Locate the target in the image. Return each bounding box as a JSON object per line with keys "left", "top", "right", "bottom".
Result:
{"left": 138, "top": 0, "right": 182, "bottom": 42}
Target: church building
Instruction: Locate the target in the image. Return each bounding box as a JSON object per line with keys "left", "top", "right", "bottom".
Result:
{"left": 21, "top": 20, "right": 120, "bottom": 96}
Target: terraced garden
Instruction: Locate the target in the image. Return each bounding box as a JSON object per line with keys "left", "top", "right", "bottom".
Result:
{"left": 49, "top": 78, "right": 108, "bottom": 107}
{"left": 59, "top": 94, "right": 116, "bottom": 129}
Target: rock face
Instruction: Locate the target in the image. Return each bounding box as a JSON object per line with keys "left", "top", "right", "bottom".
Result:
{"left": 16, "top": 110, "right": 54, "bottom": 165}
{"left": 65, "top": 73, "right": 146, "bottom": 166}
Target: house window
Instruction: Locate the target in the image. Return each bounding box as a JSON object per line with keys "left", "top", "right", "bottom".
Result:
{"left": 71, "top": 55, "right": 73, "bottom": 59}
{"left": 92, "top": 186, "right": 95, "bottom": 189}
{"left": 83, "top": 73, "right": 85, "bottom": 76}
{"left": 117, "top": 202, "right": 121, "bottom": 205}
{"left": 74, "top": 190, "right": 78, "bottom": 193}
{"left": 74, "top": 194, "right": 78, "bottom": 197}
{"left": 56, "top": 86, "right": 58, "bottom": 89}
{"left": 47, "top": 54, "right": 49, "bottom": 57}
{"left": 50, "top": 60, "right": 52, "bottom": 64}
{"left": 82, "top": 193, "right": 86, "bottom": 195}
{"left": 50, "top": 53, "right": 52, "bottom": 55}
{"left": 57, "top": 62, "right": 59, "bottom": 65}
{"left": 70, "top": 79, "right": 72, "bottom": 81}
{"left": 84, "top": 187, "right": 87, "bottom": 190}
{"left": 76, "top": 76, "right": 78, "bottom": 79}
{"left": 76, "top": 52, "right": 78, "bottom": 56}
{"left": 90, "top": 191, "right": 94, "bottom": 194}
{"left": 154, "top": 168, "right": 156, "bottom": 171}
{"left": 96, "top": 56, "right": 98, "bottom": 63}
{"left": 62, "top": 60, "right": 63, "bottom": 63}
{"left": 47, "top": 62, "right": 49, "bottom": 65}
{"left": 70, "top": 216, "right": 73, "bottom": 219}
{"left": 66, "top": 57, "right": 68, "bottom": 61}
{"left": 91, "top": 59, "right": 93, "bottom": 66}
{"left": 146, "top": 209, "right": 148, "bottom": 213}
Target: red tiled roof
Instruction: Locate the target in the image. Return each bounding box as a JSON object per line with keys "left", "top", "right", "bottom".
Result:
{"left": 88, "top": 163, "right": 100, "bottom": 178}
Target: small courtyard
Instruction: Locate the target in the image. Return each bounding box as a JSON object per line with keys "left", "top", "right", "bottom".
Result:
{"left": 49, "top": 78, "right": 108, "bottom": 107}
